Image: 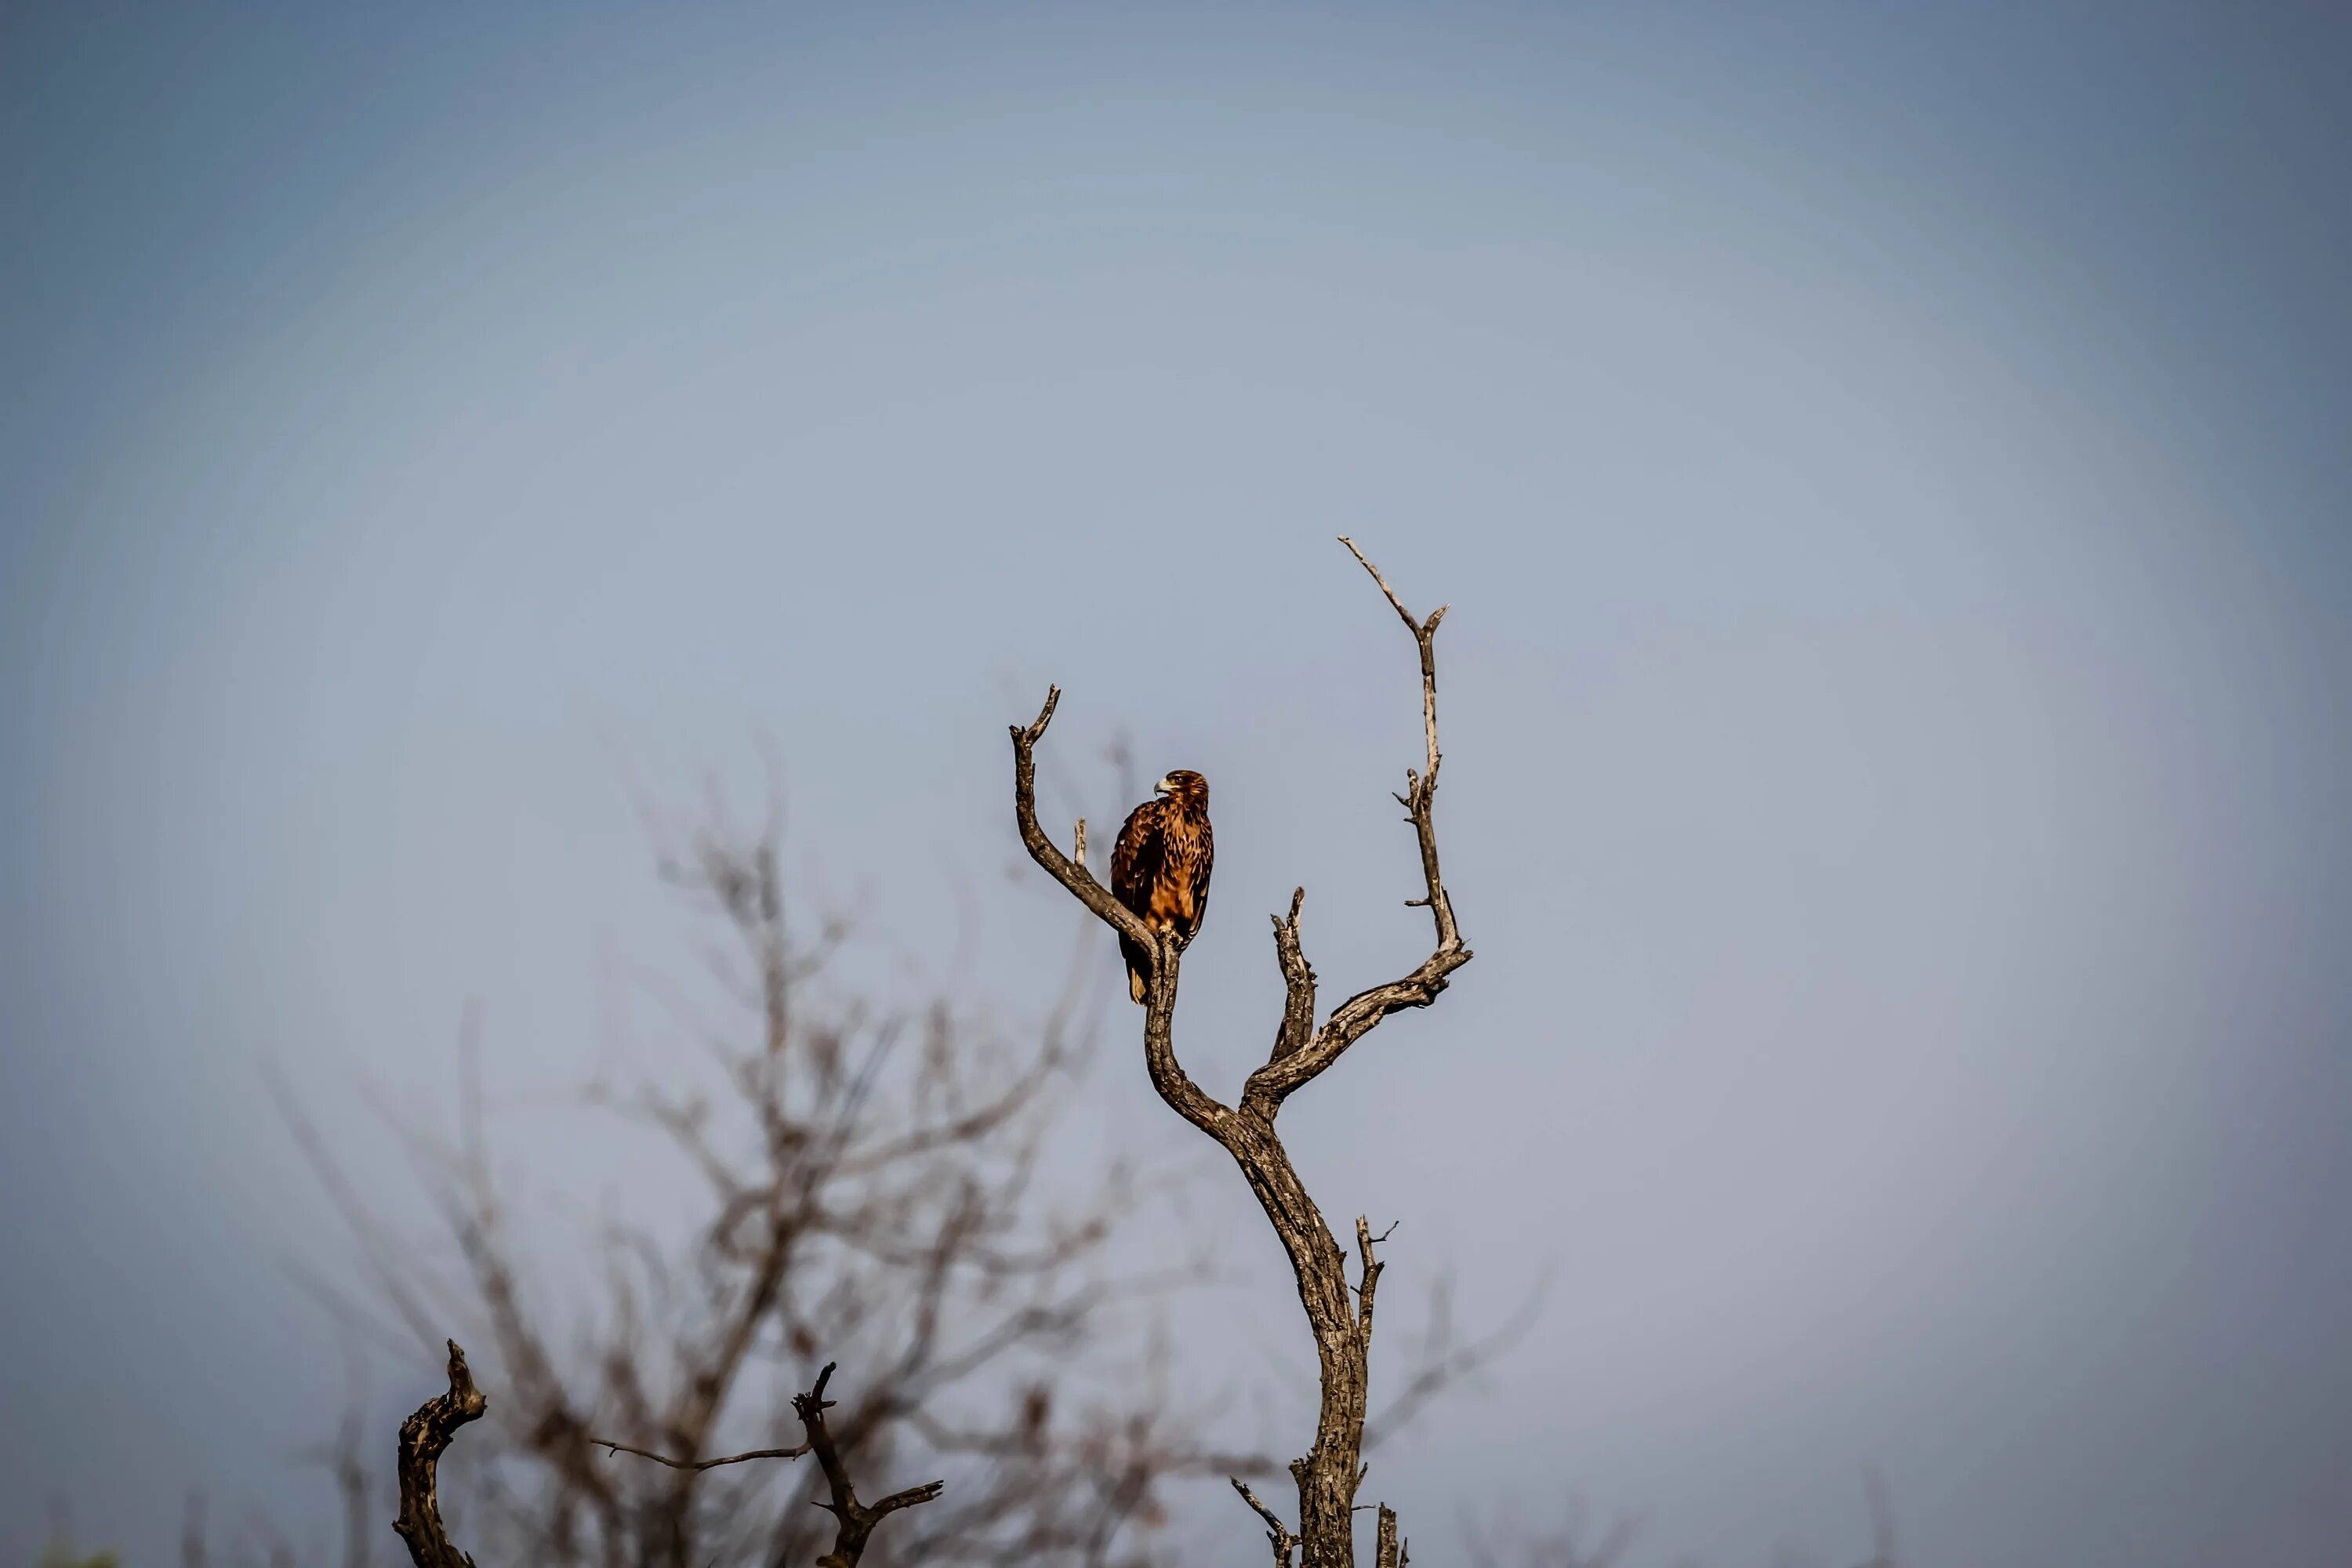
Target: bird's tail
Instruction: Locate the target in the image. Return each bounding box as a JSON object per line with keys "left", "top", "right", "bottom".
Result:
{"left": 1120, "top": 935, "right": 1149, "bottom": 1005}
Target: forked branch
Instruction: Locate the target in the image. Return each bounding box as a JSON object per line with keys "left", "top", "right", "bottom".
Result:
{"left": 1233, "top": 1477, "right": 1301, "bottom": 1566}
{"left": 795, "top": 1362, "right": 947, "bottom": 1568}
{"left": 1240, "top": 539, "right": 1468, "bottom": 1116}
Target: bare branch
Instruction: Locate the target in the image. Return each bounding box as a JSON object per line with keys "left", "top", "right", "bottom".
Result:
{"left": 1007, "top": 688, "right": 1149, "bottom": 946}
{"left": 1338, "top": 535, "right": 1448, "bottom": 797}
{"left": 793, "top": 1363, "right": 946, "bottom": 1567}
{"left": 1850, "top": 1468, "right": 1899, "bottom": 1568}
{"left": 1355, "top": 1217, "right": 1389, "bottom": 1350}
{"left": 1461, "top": 1498, "right": 1639, "bottom": 1568}
{"left": 590, "top": 1437, "right": 811, "bottom": 1472}
{"left": 1009, "top": 687, "right": 1234, "bottom": 1140}
{"left": 1269, "top": 888, "right": 1316, "bottom": 1065}
{"left": 1232, "top": 1477, "right": 1300, "bottom": 1566}
{"left": 1363, "top": 1274, "right": 1544, "bottom": 1452}
{"left": 1338, "top": 536, "right": 1431, "bottom": 637}
{"left": 1241, "top": 540, "right": 1469, "bottom": 1117}
{"left": 182, "top": 1493, "right": 209, "bottom": 1568}
{"left": 392, "top": 1340, "right": 487, "bottom": 1568}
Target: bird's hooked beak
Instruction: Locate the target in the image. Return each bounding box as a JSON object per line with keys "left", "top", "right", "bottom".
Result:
{"left": 1152, "top": 775, "right": 1173, "bottom": 799}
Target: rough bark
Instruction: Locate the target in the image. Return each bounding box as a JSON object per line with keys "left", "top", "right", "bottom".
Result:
{"left": 393, "top": 1341, "right": 488, "bottom": 1568}
{"left": 1009, "top": 538, "right": 1469, "bottom": 1566}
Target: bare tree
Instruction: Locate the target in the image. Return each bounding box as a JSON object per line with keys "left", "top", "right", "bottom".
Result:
{"left": 1009, "top": 538, "right": 1469, "bottom": 1566}
{"left": 291, "top": 771, "right": 1267, "bottom": 1568}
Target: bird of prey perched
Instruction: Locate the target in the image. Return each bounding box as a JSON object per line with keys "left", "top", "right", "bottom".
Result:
{"left": 1110, "top": 770, "right": 1214, "bottom": 1004}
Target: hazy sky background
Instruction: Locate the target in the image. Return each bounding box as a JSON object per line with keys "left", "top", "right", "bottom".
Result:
{"left": 4, "top": 3, "right": 2348, "bottom": 1564}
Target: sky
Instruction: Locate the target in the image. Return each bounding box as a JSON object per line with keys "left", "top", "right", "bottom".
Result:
{"left": 3, "top": 2, "right": 2349, "bottom": 1564}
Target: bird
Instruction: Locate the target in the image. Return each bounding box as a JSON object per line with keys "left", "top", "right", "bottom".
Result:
{"left": 1109, "top": 770, "right": 1214, "bottom": 1004}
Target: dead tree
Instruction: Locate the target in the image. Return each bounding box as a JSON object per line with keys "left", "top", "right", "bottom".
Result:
{"left": 390, "top": 1340, "right": 940, "bottom": 1568}
{"left": 1009, "top": 539, "right": 1470, "bottom": 1566}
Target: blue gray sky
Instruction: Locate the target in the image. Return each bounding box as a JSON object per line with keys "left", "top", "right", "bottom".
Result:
{"left": 4, "top": 4, "right": 2348, "bottom": 1564}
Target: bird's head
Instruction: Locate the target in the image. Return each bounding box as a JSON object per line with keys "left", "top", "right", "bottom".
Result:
{"left": 1154, "top": 770, "right": 1210, "bottom": 811}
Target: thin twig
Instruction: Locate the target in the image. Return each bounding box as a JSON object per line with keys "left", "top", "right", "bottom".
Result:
{"left": 591, "top": 1437, "right": 811, "bottom": 1472}
{"left": 1232, "top": 1477, "right": 1300, "bottom": 1566}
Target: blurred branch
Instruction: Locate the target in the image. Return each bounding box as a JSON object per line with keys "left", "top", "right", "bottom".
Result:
{"left": 1850, "top": 1468, "right": 1898, "bottom": 1568}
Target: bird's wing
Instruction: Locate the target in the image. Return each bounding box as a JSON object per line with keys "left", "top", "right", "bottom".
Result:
{"left": 1111, "top": 800, "right": 1162, "bottom": 912}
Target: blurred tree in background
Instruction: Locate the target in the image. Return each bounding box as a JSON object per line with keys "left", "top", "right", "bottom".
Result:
{"left": 273, "top": 763, "right": 1263, "bottom": 1568}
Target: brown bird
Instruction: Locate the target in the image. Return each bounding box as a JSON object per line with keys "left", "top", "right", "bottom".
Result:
{"left": 1110, "top": 770, "right": 1214, "bottom": 1004}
